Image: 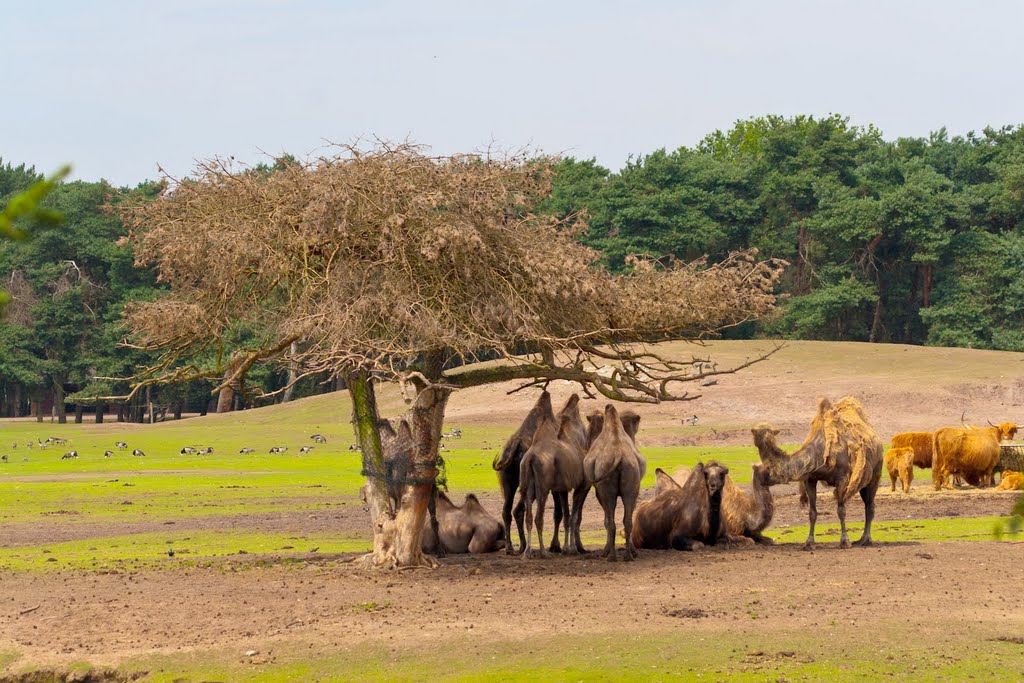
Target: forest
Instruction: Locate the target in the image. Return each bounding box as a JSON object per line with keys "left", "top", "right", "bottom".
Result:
{"left": 3, "top": 114, "right": 1024, "bottom": 421}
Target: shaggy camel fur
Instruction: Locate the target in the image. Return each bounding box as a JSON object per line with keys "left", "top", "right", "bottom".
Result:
{"left": 519, "top": 411, "right": 586, "bottom": 558}
{"left": 932, "top": 423, "right": 1017, "bottom": 490}
{"left": 583, "top": 404, "right": 646, "bottom": 561}
{"left": 890, "top": 432, "right": 934, "bottom": 469}
{"left": 752, "top": 397, "right": 884, "bottom": 550}
{"left": 556, "top": 394, "right": 591, "bottom": 554}
{"left": 492, "top": 391, "right": 565, "bottom": 554}
{"left": 885, "top": 446, "right": 915, "bottom": 493}
{"left": 631, "top": 461, "right": 728, "bottom": 551}
{"left": 996, "top": 470, "right": 1024, "bottom": 491}
{"left": 659, "top": 464, "right": 774, "bottom": 545}
{"left": 421, "top": 492, "right": 505, "bottom": 554}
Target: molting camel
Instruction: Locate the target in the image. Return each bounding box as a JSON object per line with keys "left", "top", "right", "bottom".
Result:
{"left": 752, "top": 397, "right": 883, "bottom": 550}
{"left": 583, "top": 404, "right": 645, "bottom": 561}
{"left": 631, "top": 461, "right": 728, "bottom": 551}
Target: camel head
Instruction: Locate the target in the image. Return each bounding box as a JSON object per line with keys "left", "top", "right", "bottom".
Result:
{"left": 702, "top": 460, "right": 729, "bottom": 496}
{"left": 751, "top": 423, "right": 782, "bottom": 457}
{"left": 751, "top": 462, "right": 771, "bottom": 486}
{"left": 621, "top": 411, "right": 641, "bottom": 442}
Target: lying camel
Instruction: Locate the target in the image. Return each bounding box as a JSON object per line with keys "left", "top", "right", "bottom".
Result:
{"left": 583, "top": 404, "right": 646, "bottom": 561}
{"left": 421, "top": 492, "right": 505, "bottom": 554}
{"left": 659, "top": 464, "right": 774, "bottom": 545}
{"left": 885, "top": 446, "right": 914, "bottom": 493}
{"left": 631, "top": 461, "right": 728, "bottom": 551}
{"left": 752, "top": 397, "right": 884, "bottom": 550}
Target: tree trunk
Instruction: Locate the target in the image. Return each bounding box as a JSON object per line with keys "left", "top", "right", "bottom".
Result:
{"left": 795, "top": 225, "right": 810, "bottom": 295}
{"left": 33, "top": 400, "right": 42, "bottom": 423}
{"left": 282, "top": 341, "right": 299, "bottom": 402}
{"left": 13, "top": 383, "right": 22, "bottom": 417}
{"left": 216, "top": 359, "right": 245, "bottom": 413}
{"left": 173, "top": 402, "right": 182, "bottom": 420}
{"left": 200, "top": 400, "right": 209, "bottom": 417}
{"left": 146, "top": 385, "right": 155, "bottom": 424}
{"left": 352, "top": 372, "right": 451, "bottom": 569}
{"left": 922, "top": 264, "right": 933, "bottom": 308}
{"left": 74, "top": 403, "right": 84, "bottom": 424}
{"left": 95, "top": 403, "right": 104, "bottom": 423}
{"left": 54, "top": 380, "right": 67, "bottom": 424}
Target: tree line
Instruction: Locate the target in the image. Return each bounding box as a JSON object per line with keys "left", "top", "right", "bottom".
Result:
{"left": 3, "top": 115, "right": 1024, "bottom": 421}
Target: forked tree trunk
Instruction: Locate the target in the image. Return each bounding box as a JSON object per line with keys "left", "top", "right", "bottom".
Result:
{"left": 350, "top": 372, "right": 450, "bottom": 569}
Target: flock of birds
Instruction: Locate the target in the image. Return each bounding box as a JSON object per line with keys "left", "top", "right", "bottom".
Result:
{"left": 1, "top": 433, "right": 342, "bottom": 463}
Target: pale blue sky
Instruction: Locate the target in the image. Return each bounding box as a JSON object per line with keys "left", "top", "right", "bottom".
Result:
{"left": 4, "top": 0, "right": 1023, "bottom": 186}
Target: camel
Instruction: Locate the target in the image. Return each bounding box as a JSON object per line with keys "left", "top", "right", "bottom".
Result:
{"left": 420, "top": 492, "right": 505, "bottom": 554}
{"left": 519, "top": 411, "right": 587, "bottom": 558}
{"left": 631, "top": 461, "right": 728, "bottom": 551}
{"left": 583, "top": 404, "right": 646, "bottom": 561}
{"left": 492, "top": 391, "right": 565, "bottom": 554}
{"left": 656, "top": 464, "right": 774, "bottom": 546}
{"left": 752, "top": 397, "right": 883, "bottom": 550}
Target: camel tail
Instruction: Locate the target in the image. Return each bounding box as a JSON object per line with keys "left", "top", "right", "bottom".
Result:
{"left": 587, "top": 453, "right": 620, "bottom": 485}
{"left": 519, "top": 451, "right": 537, "bottom": 498}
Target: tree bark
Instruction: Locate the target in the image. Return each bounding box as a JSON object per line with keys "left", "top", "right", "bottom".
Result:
{"left": 216, "top": 359, "right": 244, "bottom": 413}
{"left": 173, "top": 402, "right": 182, "bottom": 420}
{"left": 352, "top": 372, "right": 451, "bottom": 569}
{"left": 282, "top": 340, "right": 299, "bottom": 402}
{"left": 146, "top": 385, "right": 155, "bottom": 424}
{"left": 33, "top": 400, "right": 42, "bottom": 423}
{"left": 95, "top": 403, "right": 104, "bottom": 424}
{"left": 922, "top": 264, "right": 933, "bottom": 308}
{"left": 54, "top": 379, "right": 66, "bottom": 424}
{"left": 74, "top": 403, "right": 84, "bottom": 424}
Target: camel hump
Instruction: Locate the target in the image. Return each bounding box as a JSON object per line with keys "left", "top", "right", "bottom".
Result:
{"left": 816, "top": 397, "right": 833, "bottom": 414}
{"left": 463, "top": 493, "right": 482, "bottom": 508}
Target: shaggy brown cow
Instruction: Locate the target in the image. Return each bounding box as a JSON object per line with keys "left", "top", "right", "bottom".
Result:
{"left": 885, "top": 446, "right": 914, "bottom": 493}
{"left": 996, "top": 470, "right": 1024, "bottom": 491}
{"left": 890, "top": 432, "right": 934, "bottom": 469}
{"left": 631, "top": 461, "right": 728, "bottom": 551}
{"left": 932, "top": 422, "right": 1018, "bottom": 490}
{"left": 421, "top": 492, "right": 505, "bottom": 554}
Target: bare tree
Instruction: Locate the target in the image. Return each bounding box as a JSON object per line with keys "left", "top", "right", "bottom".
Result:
{"left": 119, "top": 143, "right": 785, "bottom": 568}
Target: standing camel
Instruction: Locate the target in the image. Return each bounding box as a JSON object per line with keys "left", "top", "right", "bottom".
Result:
{"left": 519, "top": 411, "right": 586, "bottom": 558}
{"left": 752, "top": 397, "right": 883, "bottom": 550}
{"left": 583, "top": 404, "right": 645, "bottom": 561}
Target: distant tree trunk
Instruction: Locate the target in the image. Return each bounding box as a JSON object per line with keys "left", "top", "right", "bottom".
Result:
{"left": 146, "top": 385, "right": 155, "bottom": 424}
{"left": 283, "top": 341, "right": 299, "bottom": 402}
{"left": 921, "top": 264, "right": 933, "bottom": 308}
{"left": 95, "top": 403, "right": 105, "bottom": 423}
{"left": 54, "top": 379, "right": 67, "bottom": 424}
{"left": 795, "top": 225, "right": 810, "bottom": 295}
{"left": 32, "top": 400, "right": 42, "bottom": 423}
{"left": 200, "top": 400, "right": 209, "bottom": 417}
{"left": 74, "top": 403, "right": 84, "bottom": 424}
{"left": 216, "top": 359, "right": 244, "bottom": 413}
{"left": 173, "top": 402, "right": 182, "bottom": 420}
{"left": 13, "top": 384, "right": 22, "bottom": 417}
{"left": 117, "top": 404, "right": 125, "bottom": 422}
{"left": 353, "top": 372, "right": 450, "bottom": 569}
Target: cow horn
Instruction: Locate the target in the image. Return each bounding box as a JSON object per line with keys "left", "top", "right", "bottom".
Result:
{"left": 960, "top": 410, "right": 968, "bottom": 426}
{"left": 988, "top": 419, "right": 997, "bottom": 428}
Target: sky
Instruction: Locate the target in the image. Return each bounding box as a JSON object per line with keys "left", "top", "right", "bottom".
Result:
{"left": 4, "top": 0, "right": 1024, "bottom": 187}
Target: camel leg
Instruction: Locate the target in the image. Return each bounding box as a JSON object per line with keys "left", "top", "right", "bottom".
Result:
{"left": 595, "top": 486, "right": 616, "bottom": 560}
{"left": 571, "top": 484, "right": 590, "bottom": 553}
{"left": 623, "top": 492, "right": 638, "bottom": 561}
{"left": 751, "top": 531, "right": 775, "bottom": 546}
{"left": 836, "top": 485, "right": 850, "bottom": 549}
{"left": 550, "top": 491, "right": 566, "bottom": 554}
{"left": 853, "top": 479, "right": 879, "bottom": 547}
{"left": 548, "top": 493, "right": 565, "bottom": 552}
{"left": 501, "top": 472, "right": 523, "bottom": 555}
{"left": 534, "top": 488, "right": 551, "bottom": 558}
{"left": 802, "top": 481, "right": 818, "bottom": 551}
{"left": 671, "top": 533, "right": 703, "bottom": 551}
{"left": 521, "top": 481, "right": 535, "bottom": 559}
